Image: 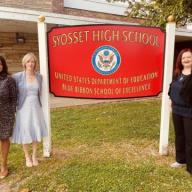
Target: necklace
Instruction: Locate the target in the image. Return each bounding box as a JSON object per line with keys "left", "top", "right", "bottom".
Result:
{"left": 26, "top": 74, "right": 35, "bottom": 83}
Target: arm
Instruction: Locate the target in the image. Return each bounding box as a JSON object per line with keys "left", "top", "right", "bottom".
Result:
{"left": 180, "top": 75, "right": 192, "bottom": 106}
{"left": 168, "top": 82, "right": 172, "bottom": 112}
{"left": 8, "top": 77, "right": 17, "bottom": 113}
{"left": 37, "top": 73, "right": 43, "bottom": 106}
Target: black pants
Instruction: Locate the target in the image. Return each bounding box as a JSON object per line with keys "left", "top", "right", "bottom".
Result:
{"left": 172, "top": 113, "right": 192, "bottom": 173}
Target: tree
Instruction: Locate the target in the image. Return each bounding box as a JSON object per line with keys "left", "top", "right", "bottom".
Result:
{"left": 108, "top": 0, "right": 192, "bottom": 27}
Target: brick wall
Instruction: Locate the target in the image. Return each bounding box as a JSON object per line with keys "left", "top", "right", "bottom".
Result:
{"left": 0, "top": 0, "right": 64, "bottom": 13}
{"left": 0, "top": 1, "right": 142, "bottom": 73}
{"left": 0, "top": 0, "right": 141, "bottom": 23}
{"left": 63, "top": 8, "right": 143, "bottom": 24}
{"left": 0, "top": 32, "right": 39, "bottom": 73}
{"left": 52, "top": 0, "right": 64, "bottom": 13}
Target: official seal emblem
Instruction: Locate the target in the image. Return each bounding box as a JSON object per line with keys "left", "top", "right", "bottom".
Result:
{"left": 92, "top": 45, "right": 121, "bottom": 75}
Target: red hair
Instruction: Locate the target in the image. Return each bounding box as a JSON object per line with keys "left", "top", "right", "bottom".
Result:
{"left": 175, "top": 48, "right": 192, "bottom": 77}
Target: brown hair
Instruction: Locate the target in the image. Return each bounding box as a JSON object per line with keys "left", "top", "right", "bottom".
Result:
{"left": 0, "top": 56, "right": 9, "bottom": 75}
{"left": 175, "top": 48, "right": 192, "bottom": 77}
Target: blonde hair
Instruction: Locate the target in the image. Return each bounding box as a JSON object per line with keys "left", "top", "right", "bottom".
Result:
{"left": 22, "top": 52, "right": 38, "bottom": 71}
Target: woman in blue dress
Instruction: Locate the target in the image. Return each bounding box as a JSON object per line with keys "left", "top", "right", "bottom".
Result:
{"left": 12, "top": 52, "right": 47, "bottom": 167}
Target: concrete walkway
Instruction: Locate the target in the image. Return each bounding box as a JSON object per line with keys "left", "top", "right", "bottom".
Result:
{"left": 50, "top": 95, "right": 159, "bottom": 108}
{"left": 50, "top": 95, "right": 129, "bottom": 108}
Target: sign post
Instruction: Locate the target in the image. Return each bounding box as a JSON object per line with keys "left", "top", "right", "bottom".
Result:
{"left": 37, "top": 16, "right": 51, "bottom": 157}
{"left": 159, "top": 16, "right": 176, "bottom": 155}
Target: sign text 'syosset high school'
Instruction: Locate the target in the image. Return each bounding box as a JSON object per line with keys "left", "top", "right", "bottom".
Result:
{"left": 48, "top": 25, "right": 165, "bottom": 98}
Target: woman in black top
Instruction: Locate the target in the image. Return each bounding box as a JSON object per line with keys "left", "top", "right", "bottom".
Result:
{"left": 169, "top": 48, "right": 192, "bottom": 174}
{"left": 0, "top": 56, "right": 17, "bottom": 178}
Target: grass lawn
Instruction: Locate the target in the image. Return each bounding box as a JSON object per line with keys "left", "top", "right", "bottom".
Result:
{"left": 1, "top": 99, "right": 192, "bottom": 192}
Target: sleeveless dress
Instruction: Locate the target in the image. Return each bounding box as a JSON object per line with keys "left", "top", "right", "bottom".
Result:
{"left": 12, "top": 79, "right": 47, "bottom": 144}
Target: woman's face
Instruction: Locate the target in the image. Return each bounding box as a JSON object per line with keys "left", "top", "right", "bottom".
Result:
{"left": 181, "top": 51, "right": 192, "bottom": 69}
{"left": 25, "top": 58, "right": 36, "bottom": 72}
{"left": 0, "top": 61, "right": 3, "bottom": 73}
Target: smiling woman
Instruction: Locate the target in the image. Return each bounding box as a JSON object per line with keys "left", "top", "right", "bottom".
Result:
{"left": 169, "top": 48, "right": 192, "bottom": 174}
{"left": 0, "top": 56, "right": 17, "bottom": 179}
{"left": 12, "top": 52, "right": 47, "bottom": 168}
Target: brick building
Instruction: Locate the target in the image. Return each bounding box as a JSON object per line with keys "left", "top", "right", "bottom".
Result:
{"left": 0, "top": 0, "right": 192, "bottom": 109}
{"left": 0, "top": 0, "right": 143, "bottom": 73}
{"left": 1, "top": 1, "right": 192, "bottom": 155}
{"left": 1, "top": 1, "right": 191, "bottom": 72}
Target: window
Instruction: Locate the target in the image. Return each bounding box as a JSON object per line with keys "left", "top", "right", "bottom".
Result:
{"left": 64, "top": 0, "right": 129, "bottom": 16}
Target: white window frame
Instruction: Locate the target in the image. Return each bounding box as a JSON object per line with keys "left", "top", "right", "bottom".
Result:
{"left": 64, "top": 0, "right": 129, "bottom": 16}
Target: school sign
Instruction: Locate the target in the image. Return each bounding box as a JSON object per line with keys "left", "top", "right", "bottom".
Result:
{"left": 48, "top": 25, "right": 165, "bottom": 98}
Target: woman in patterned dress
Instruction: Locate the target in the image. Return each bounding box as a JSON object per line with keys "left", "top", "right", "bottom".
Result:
{"left": 12, "top": 52, "right": 47, "bottom": 167}
{"left": 0, "top": 56, "right": 17, "bottom": 179}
